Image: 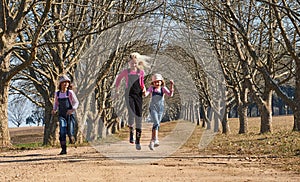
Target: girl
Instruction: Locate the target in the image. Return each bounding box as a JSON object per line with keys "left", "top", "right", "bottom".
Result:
{"left": 144, "top": 73, "right": 174, "bottom": 150}
{"left": 52, "top": 75, "right": 79, "bottom": 155}
{"left": 115, "top": 52, "right": 150, "bottom": 150}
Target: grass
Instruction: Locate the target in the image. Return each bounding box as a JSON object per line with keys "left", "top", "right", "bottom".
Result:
{"left": 13, "top": 142, "right": 44, "bottom": 150}
{"left": 178, "top": 115, "right": 300, "bottom": 173}
{"left": 206, "top": 115, "right": 300, "bottom": 157}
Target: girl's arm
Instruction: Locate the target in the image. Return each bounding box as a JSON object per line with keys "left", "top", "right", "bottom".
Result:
{"left": 140, "top": 70, "right": 145, "bottom": 90}
{"left": 69, "top": 90, "right": 79, "bottom": 110}
{"left": 52, "top": 92, "right": 59, "bottom": 114}
{"left": 163, "top": 80, "right": 174, "bottom": 97}
{"left": 115, "top": 70, "right": 127, "bottom": 91}
{"left": 144, "top": 86, "right": 153, "bottom": 97}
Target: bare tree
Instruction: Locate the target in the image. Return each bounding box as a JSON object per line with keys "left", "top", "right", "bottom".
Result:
{"left": 262, "top": 0, "right": 300, "bottom": 131}
{"left": 8, "top": 98, "right": 31, "bottom": 127}
{"left": 30, "top": 107, "right": 45, "bottom": 126}
{"left": 7, "top": 1, "right": 164, "bottom": 146}
{"left": 0, "top": 0, "right": 52, "bottom": 147}
{"left": 169, "top": 0, "right": 300, "bottom": 134}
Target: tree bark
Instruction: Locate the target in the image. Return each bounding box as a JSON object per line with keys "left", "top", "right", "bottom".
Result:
{"left": 237, "top": 103, "right": 248, "bottom": 134}
{"left": 260, "top": 104, "right": 272, "bottom": 133}
{"left": 221, "top": 104, "right": 230, "bottom": 134}
{"left": 293, "top": 110, "right": 300, "bottom": 131}
{"left": 260, "top": 89, "right": 273, "bottom": 133}
{"left": 196, "top": 105, "right": 201, "bottom": 126}
{"left": 293, "top": 74, "right": 300, "bottom": 131}
{"left": 0, "top": 83, "right": 11, "bottom": 147}
{"left": 43, "top": 100, "right": 60, "bottom": 146}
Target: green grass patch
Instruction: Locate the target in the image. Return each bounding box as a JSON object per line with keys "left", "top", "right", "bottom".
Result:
{"left": 13, "top": 142, "right": 43, "bottom": 150}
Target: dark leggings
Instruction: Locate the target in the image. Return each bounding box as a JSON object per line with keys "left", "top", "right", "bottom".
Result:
{"left": 126, "top": 94, "right": 143, "bottom": 129}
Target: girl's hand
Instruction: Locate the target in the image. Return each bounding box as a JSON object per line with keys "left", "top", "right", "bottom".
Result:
{"left": 170, "top": 80, "right": 174, "bottom": 93}
{"left": 112, "top": 89, "right": 120, "bottom": 99}
{"left": 170, "top": 80, "right": 174, "bottom": 85}
{"left": 51, "top": 110, "right": 57, "bottom": 115}
{"left": 112, "top": 93, "right": 119, "bottom": 99}
{"left": 67, "top": 110, "right": 74, "bottom": 115}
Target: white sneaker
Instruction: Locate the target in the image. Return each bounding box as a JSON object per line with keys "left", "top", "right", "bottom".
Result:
{"left": 149, "top": 141, "right": 154, "bottom": 150}
{"left": 154, "top": 140, "right": 159, "bottom": 147}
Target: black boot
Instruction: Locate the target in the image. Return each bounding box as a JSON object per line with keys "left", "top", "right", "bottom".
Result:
{"left": 135, "top": 128, "right": 142, "bottom": 150}
{"left": 129, "top": 127, "right": 134, "bottom": 144}
{"left": 59, "top": 143, "right": 67, "bottom": 155}
{"left": 69, "top": 135, "right": 75, "bottom": 144}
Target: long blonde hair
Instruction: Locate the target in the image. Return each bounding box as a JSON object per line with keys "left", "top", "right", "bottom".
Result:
{"left": 129, "top": 52, "right": 151, "bottom": 70}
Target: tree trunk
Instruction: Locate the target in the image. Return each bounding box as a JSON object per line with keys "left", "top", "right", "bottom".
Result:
{"left": 293, "top": 110, "right": 300, "bottom": 131}
{"left": 221, "top": 113, "right": 230, "bottom": 134}
{"left": 196, "top": 105, "right": 201, "bottom": 125}
{"left": 260, "top": 105, "right": 272, "bottom": 133}
{"left": 222, "top": 105, "right": 230, "bottom": 134}
{"left": 190, "top": 101, "right": 194, "bottom": 123}
{"left": 43, "top": 101, "right": 59, "bottom": 146}
{"left": 237, "top": 103, "right": 248, "bottom": 134}
{"left": 99, "top": 118, "right": 106, "bottom": 139}
{"left": 0, "top": 83, "right": 11, "bottom": 147}
{"left": 259, "top": 86, "right": 273, "bottom": 133}
{"left": 294, "top": 67, "right": 300, "bottom": 131}
{"left": 206, "top": 106, "right": 212, "bottom": 130}
{"left": 201, "top": 105, "right": 208, "bottom": 128}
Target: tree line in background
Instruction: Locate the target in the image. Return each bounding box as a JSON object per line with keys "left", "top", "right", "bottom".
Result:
{"left": 1, "top": 1, "right": 299, "bottom": 148}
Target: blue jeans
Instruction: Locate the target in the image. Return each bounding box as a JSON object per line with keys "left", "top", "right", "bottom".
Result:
{"left": 149, "top": 103, "right": 164, "bottom": 130}
{"left": 59, "top": 115, "right": 75, "bottom": 142}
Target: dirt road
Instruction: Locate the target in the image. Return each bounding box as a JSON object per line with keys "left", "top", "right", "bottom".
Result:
{"left": 1, "top": 144, "right": 299, "bottom": 182}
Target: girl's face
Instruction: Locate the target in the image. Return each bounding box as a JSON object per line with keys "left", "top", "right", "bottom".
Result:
{"left": 128, "top": 58, "right": 138, "bottom": 69}
{"left": 153, "top": 80, "right": 162, "bottom": 87}
{"left": 60, "top": 81, "right": 69, "bottom": 90}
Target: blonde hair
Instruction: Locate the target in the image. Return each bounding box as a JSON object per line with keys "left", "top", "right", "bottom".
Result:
{"left": 129, "top": 52, "right": 151, "bottom": 70}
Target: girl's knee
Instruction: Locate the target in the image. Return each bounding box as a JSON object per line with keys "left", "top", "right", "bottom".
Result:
{"left": 152, "top": 124, "right": 160, "bottom": 130}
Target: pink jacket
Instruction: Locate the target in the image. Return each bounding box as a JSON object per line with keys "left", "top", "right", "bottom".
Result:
{"left": 115, "top": 69, "right": 145, "bottom": 90}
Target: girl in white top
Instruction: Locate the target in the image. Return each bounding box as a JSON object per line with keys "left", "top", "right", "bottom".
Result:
{"left": 52, "top": 75, "right": 79, "bottom": 155}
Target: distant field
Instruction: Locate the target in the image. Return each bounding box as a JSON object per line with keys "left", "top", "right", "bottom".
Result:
{"left": 9, "top": 126, "right": 44, "bottom": 145}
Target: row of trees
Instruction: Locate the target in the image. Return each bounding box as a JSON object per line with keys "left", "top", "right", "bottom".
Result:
{"left": 0, "top": 0, "right": 164, "bottom": 147}
{"left": 1, "top": 1, "right": 299, "bottom": 148}
{"left": 167, "top": 0, "right": 300, "bottom": 133}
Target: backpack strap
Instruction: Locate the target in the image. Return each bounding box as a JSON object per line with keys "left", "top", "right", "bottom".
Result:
{"left": 56, "top": 90, "right": 69, "bottom": 97}
{"left": 127, "top": 68, "right": 140, "bottom": 74}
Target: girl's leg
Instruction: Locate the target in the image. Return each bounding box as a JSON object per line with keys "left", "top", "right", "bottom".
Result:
{"left": 59, "top": 117, "right": 68, "bottom": 154}
{"left": 134, "top": 95, "right": 143, "bottom": 150}
{"left": 149, "top": 107, "right": 160, "bottom": 150}
{"left": 154, "top": 104, "right": 164, "bottom": 146}
{"left": 135, "top": 128, "right": 142, "bottom": 150}
{"left": 129, "top": 126, "right": 134, "bottom": 144}
{"left": 149, "top": 129, "right": 156, "bottom": 150}
{"left": 127, "top": 96, "right": 135, "bottom": 143}
{"left": 128, "top": 113, "right": 135, "bottom": 143}
{"left": 135, "top": 115, "right": 142, "bottom": 142}
{"left": 67, "top": 115, "right": 76, "bottom": 144}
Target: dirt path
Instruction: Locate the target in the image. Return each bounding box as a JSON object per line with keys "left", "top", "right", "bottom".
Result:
{"left": 1, "top": 144, "right": 300, "bottom": 181}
